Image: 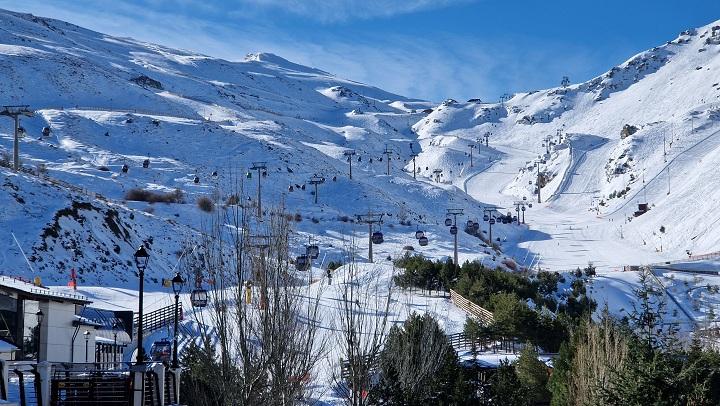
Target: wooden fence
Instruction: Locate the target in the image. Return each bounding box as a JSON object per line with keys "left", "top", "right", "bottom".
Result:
{"left": 450, "top": 290, "right": 494, "bottom": 325}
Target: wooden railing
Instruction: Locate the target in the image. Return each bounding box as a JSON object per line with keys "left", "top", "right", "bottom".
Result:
{"left": 134, "top": 304, "right": 182, "bottom": 335}
{"left": 450, "top": 290, "right": 494, "bottom": 325}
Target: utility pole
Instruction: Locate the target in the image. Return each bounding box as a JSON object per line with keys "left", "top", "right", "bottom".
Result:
{"left": 249, "top": 162, "right": 267, "bottom": 217}
{"left": 1, "top": 105, "right": 34, "bottom": 171}
{"left": 468, "top": 144, "right": 476, "bottom": 167}
{"left": 308, "top": 174, "right": 326, "bottom": 204}
{"left": 382, "top": 144, "right": 392, "bottom": 176}
{"left": 343, "top": 149, "right": 356, "bottom": 179}
{"left": 356, "top": 212, "right": 384, "bottom": 262}
{"left": 248, "top": 234, "right": 270, "bottom": 309}
{"left": 483, "top": 132, "right": 490, "bottom": 147}
{"left": 446, "top": 208, "right": 464, "bottom": 267}
{"left": 482, "top": 206, "right": 501, "bottom": 244}
{"left": 513, "top": 201, "right": 529, "bottom": 224}
{"left": 409, "top": 153, "right": 418, "bottom": 179}
{"left": 535, "top": 160, "right": 543, "bottom": 203}
{"left": 543, "top": 134, "right": 553, "bottom": 155}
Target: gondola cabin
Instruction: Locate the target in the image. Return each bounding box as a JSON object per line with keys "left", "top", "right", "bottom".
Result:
{"left": 418, "top": 236, "right": 428, "bottom": 246}
{"left": 444, "top": 218, "right": 452, "bottom": 226}
{"left": 307, "top": 245, "right": 320, "bottom": 259}
{"left": 415, "top": 230, "right": 425, "bottom": 239}
{"left": 372, "top": 232, "right": 384, "bottom": 244}
{"left": 449, "top": 225, "right": 458, "bottom": 235}
{"left": 150, "top": 339, "right": 172, "bottom": 362}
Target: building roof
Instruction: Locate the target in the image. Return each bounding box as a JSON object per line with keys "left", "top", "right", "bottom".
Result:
{"left": 0, "top": 275, "right": 90, "bottom": 304}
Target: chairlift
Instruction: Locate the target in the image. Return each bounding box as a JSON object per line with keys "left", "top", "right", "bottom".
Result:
{"left": 473, "top": 222, "right": 480, "bottom": 231}
{"left": 415, "top": 230, "right": 425, "bottom": 239}
{"left": 296, "top": 254, "right": 309, "bottom": 271}
{"left": 307, "top": 245, "right": 320, "bottom": 259}
{"left": 288, "top": 185, "right": 294, "bottom": 192}
{"left": 528, "top": 203, "right": 533, "bottom": 208}
{"left": 262, "top": 171, "right": 268, "bottom": 178}
{"left": 150, "top": 339, "right": 172, "bottom": 362}
{"left": 512, "top": 216, "right": 518, "bottom": 222}
{"left": 444, "top": 218, "right": 452, "bottom": 226}
{"left": 521, "top": 206, "right": 526, "bottom": 211}
{"left": 142, "top": 159, "right": 150, "bottom": 169}
{"left": 449, "top": 225, "right": 458, "bottom": 235}
{"left": 418, "top": 236, "right": 428, "bottom": 246}
{"left": 191, "top": 287, "right": 209, "bottom": 307}
{"left": 372, "top": 231, "right": 384, "bottom": 244}
{"left": 246, "top": 171, "right": 252, "bottom": 179}
{"left": 121, "top": 164, "right": 129, "bottom": 173}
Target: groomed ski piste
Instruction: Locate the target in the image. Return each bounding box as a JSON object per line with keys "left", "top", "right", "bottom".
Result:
{"left": 1, "top": 9, "right": 720, "bottom": 402}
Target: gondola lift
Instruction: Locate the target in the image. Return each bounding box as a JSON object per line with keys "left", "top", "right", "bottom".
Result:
{"left": 444, "top": 218, "right": 452, "bottom": 226}
{"left": 372, "top": 231, "right": 384, "bottom": 244}
{"left": 415, "top": 230, "right": 425, "bottom": 239}
{"left": 449, "top": 225, "right": 458, "bottom": 235}
{"left": 418, "top": 236, "right": 428, "bottom": 246}
{"left": 307, "top": 245, "right": 320, "bottom": 259}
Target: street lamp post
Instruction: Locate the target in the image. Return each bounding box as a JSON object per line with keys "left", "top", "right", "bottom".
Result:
{"left": 83, "top": 330, "right": 90, "bottom": 363}
{"left": 112, "top": 322, "right": 118, "bottom": 369}
{"left": 134, "top": 245, "right": 150, "bottom": 364}
{"left": 171, "top": 272, "right": 185, "bottom": 369}
{"left": 35, "top": 310, "right": 43, "bottom": 360}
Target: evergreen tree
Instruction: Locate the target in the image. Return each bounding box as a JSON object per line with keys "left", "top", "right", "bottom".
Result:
{"left": 515, "top": 345, "right": 550, "bottom": 404}
{"left": 488, "top": 360, "right": 531, "bottom": 406}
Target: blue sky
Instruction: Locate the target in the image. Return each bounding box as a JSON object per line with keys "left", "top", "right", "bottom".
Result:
{"left": 1, "top": 0, "right": 719, "bottom": 101}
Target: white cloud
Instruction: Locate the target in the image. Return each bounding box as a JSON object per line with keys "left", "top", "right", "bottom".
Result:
{"left": 237, "top": 0, "right": 474, "bottom": 22}
{"left": 0, "top": 0, "right": 599, "bottom": 102}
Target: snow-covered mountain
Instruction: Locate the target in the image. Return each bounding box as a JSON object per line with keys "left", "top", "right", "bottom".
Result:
{"left": 1, "top": 8, "right": 720, "bottom": 287}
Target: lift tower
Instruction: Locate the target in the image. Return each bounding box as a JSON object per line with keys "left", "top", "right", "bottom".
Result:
{"left": 1, "top": 105, "right": 34, "bottom": 171}
{"left": 446, "top": 208, "right": 464, "bottom": 267}
{"left": 249, "top": 162, "right": 267, "bottom": 217}
{"left": 308, "top": 174, "right": 326, "bottom": 204}
{"left": 343, "top": 149, "right": 356, "bottom": 179}
{"left": 357, "top": 211, "right": 384, "bottom": 262}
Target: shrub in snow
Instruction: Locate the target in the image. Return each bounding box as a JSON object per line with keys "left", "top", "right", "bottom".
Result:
{"left": 125, "top": 188, "right": 184, "bottom": 204}
{"left": 196, "top": 196, "right": 214, "bottom": 213}
{"left": 620, "top": 124, "right": 639, "bottom": 138}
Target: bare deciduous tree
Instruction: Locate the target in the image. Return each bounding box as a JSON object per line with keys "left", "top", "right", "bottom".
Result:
{"left": 181, "top": 180, "right": 326, "bottom": 406}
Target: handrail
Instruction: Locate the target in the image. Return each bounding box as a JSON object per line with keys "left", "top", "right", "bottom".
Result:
{"left": 449, "top": 289, "right": 494, "bottom": 325}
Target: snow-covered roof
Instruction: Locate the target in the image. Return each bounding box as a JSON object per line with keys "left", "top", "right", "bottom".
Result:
{"left": 0, "top": 275, "right": 90, "bottom": 304}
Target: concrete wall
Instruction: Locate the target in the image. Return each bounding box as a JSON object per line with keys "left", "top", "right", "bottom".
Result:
{"left": 38, "top": 301, "right": 95, "bottom": 363}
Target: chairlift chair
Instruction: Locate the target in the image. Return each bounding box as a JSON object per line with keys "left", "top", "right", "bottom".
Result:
{"left": 143, "top": 159, "right": 150, "bottom": 169}
{"left": 191, "top": 287, "right": 209, "bottom": 307}
{"left": 246, "top": 171, "right": 252, "bottom": 179}
{"left": 296, "top": 254, "right": 309, "bottom": 271}
{"left": 489, "top": 218, "right": 496, "bottom": 225}
{"left": 473, "top": 222, "right": 480, "bottom": 231}
{"left": 194, "top": 176, "right": 200, "bottom": 184}
{"left": 307, "top": 245, "right": 320, "bottom": 259}
{"left": 121, "top": 164, "right": 129, "bottom": 173}
{"left": 466, "top": 220, "right": 474, "bottom": 229}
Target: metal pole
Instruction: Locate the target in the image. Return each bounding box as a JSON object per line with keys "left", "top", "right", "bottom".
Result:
{"left": 256, "top": 168, "right": 262, "bottom": 217}
{"left": 13, "top": 116, "right": 19, "bottom": 171}
{"left": 412, "top": 156, "right": 416, "bottom": 179}
{"left": 368, "top": 223, "right": 373, "bottom": 262}
{"left": 172, "top": 292, "right": 180, "bottom": 368}
{"left": 349, "top": 156, "right": 352, "bottom": 179}
{"left": 386, "top": 156, "right": 390, "bottom": 176}
{"left": 453, "top": 214, "right": 458, "bottom": 267}
{"left": 113, "top": 332, "right": 118, "bottom": 369}
{"left": 85, "top": 337, "right": 89, "bottom": 363}
{"left": 314, "top": 183, "right": 318, "bottom": 204}
{"left": 136, "top": 268, "right": 145, "bottom": 364}
{"left": 536, "top": 164, "right": 541, "bottom": 203}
